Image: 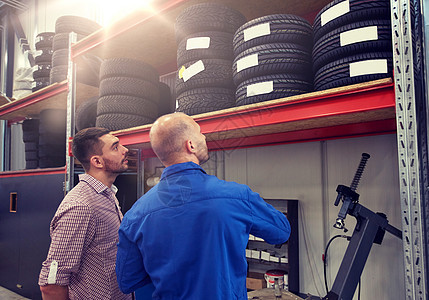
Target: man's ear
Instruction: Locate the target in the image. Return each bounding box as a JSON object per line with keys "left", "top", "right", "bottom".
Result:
{"left": 90, "top": 155, "right": 104, "bottom": 169}
{"left": 185, "top": 139, "right": 196, "bottom": 154}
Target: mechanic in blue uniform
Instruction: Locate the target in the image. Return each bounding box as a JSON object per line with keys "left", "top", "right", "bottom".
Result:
{"left": 116, "top": 112, "right": 291, "bottom": 299}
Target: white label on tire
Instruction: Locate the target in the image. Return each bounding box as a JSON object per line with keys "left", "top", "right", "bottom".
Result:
{"left": 186, "top": 37, "right": 211, "bottom": 50}
{"left": 243, "top": 23, "right": 271, "bottom": 42}
{"left": 340, "top": 26, "right": 378, "bottom": 46}
{"left": 349, "top": 59, "right": 388, "bottom": 77}
{"left": 246, "top": 81, "right": 273, "bottom": 97}
{"left": 237, "top": 54, "right": 259, "bottom": 73}
{"left": 182, "top": 60, "right": 205, "bottom": 82}
{"left": 321, "top": 0, "right": 350, "bottom": 27}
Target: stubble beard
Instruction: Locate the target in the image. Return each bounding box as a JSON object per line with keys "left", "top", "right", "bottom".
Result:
{"left": 104, "top": 157, "right": 128, "bottom": 174}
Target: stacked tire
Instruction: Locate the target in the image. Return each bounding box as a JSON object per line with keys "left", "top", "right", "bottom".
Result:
{"left": 96, "top": 58, "right": 161, "bottom": 131}
{"left": 33, "top": 32, "right": 55, "bottom": 92}
{"left": 22, "top": 119, "right": 40, "bottom": 169}
{"left": 76, "top": 96, "right": 98, "bottom": 131}
{"left": 233, "top": 14, "right": 313, "bottom": 106}
{"left": 175, "top": 3, "right": 246, "bottom": 115}
{"left": 38, "top": 109, "right": 66, "bottom": 168}
{"left": 312, "top": 0, "right": 393, "bottom": 91}
{"left": 158, "top": 81, "right": 176, "bottom": 117}
{"left": 50, "top": 16, "right": 102, "bottom": 85}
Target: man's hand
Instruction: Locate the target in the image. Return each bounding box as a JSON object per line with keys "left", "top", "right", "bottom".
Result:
{"left": 40, "top": 284, "right": 68, "bottom": 300}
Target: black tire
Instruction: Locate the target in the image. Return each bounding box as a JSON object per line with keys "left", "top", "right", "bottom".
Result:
{"left": 25, "top": 150, "right": 38, "bottom": 161}
{"left": 36, "top": 47, "right": 54, "bottom": 56}
{"left": 76, "top": 96, "right": 98, "bottom": 131}
{"left": 314, "top": 52, "right": 393, "bottom": 91}
{"left": 175, "top": 3, "right": 246, "bottom": 43}
{"left": 52, "top": 49, "right": 69, "bottom": 67}
{"left": 22, "top": 119, "right": 40, "bottom": 132}
{"left": 99, "top": 77, "right": 160, "bottom": 101}
{"left": 35, "top": 32, "right": 55, "bottom": 50}
{"left": 176, "top": 59, "right": 234, "bottom": 95}
{"left": 312, "top": 19, "right": 392, "bottom": 72}
{"left": 96, "top": 113, "right": 154, "bottom": 131}
{"left": 39, "top": 133, "right": 66, "bottom": 145}
{"left": 25, "top": 160, "right": 38, "bottom": 169}
{"left": 39, "top": 157, "right": 65, "bottom": 168}
{"left": 38, "top": 142, "right": 66, "bottom": 155}
{"left": 97, "top": 95, "right": 158, "bottom": 119}
{"left": 76, "top": 55, "right": 102, "bottom": 87}
{"left": 23, "top": 131, "right": 39, "bottom": 143}
{"left": 35, "top": 53, "right": 52, "bottom": 65}
{"left": 24, "top": 142, "right": 38, "bottom": 151}
{"left": 33, "top": 67, "right": 51, "bottom": 79}
{"left": 55, "top": 15, "right": 101, "bottom": 35}
{"left": 176, "top": 87, "right": 235, "bottom": 115}
{"left": 236, "top": 74, "right": 313, "bottom": 106}
{"left": 99, "top": 58, "right": 159, "bottom": 83}
{"left": 39, "top": 109, "right": 66, "bottom": 133}
{"left": 313, "top": 0, "right": 390, "bottom": 42}
{"left": 177, "top": 31, "right": 234, "bottom": 66}
{"left": 233, "top": 43, "right": 312, "bottom": 86}
{"left": 32, "top": 77, "right": 51, "bottom": 92}
{"left": 158, "top": 82, "right": 175, "bottom": 116}
{"left": 50, "top": 65, "right": 68, "bottom": 83}
{"left": 52, "top": 32, "right": 86, "bottom": 51}
{"left": 233, "top": 14, "right": 313, "bottom": 56}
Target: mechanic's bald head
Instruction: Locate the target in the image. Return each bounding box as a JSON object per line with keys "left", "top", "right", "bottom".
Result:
{"left": 150, "top": 113, "right": 209, "bottom": 167}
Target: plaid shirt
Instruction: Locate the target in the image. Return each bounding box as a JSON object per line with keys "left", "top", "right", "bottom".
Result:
{"left": 39, "top": 174, "right": 132, "bottom": 300}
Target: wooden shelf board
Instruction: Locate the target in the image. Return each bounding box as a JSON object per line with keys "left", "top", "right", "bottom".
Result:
{"left": 0, "top": 95, "right": 14, "bottom": 106}
{"left": 72, "top": 0, "right": 331, "bottom": 71}
{"left": 0, "top": 82, "right": 98, "bottom": 122}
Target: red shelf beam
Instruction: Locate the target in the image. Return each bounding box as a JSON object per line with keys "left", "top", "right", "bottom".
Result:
{"left": 115, "top": 80, "right": 396, "bottom": 157}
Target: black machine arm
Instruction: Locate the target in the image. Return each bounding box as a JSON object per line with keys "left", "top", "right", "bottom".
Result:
{"left": 323, "top": 153, "right": 402, "bottom": 300}
{"left": 333, "top": 153, "right": 370, "bottom": 232}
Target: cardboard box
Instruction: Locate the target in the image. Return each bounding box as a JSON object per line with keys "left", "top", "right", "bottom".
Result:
{"left": 246, "top": 277, "right": 266, "bottom": 290}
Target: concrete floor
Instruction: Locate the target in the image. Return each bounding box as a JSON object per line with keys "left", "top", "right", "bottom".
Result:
{"left": 0, "top": 287, "right": 29, "bottom": 300}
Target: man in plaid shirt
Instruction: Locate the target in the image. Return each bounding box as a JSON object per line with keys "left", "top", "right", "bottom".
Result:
{"left": 39, "top": 127, "right": 132, "bottom": 300}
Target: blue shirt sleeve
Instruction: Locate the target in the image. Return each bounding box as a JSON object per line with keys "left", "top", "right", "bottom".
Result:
{"left": 247, "top": 188, "right": 291, "bottom": 244}
{"left": 116, "top": 224, "right": 151, "bottom": 294}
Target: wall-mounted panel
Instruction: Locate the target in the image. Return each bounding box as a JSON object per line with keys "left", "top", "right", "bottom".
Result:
{"left": 0, "top": 173, "right": 64, "bottom": 299}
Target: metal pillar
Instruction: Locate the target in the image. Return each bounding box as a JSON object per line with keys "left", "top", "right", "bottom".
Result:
{"left": 5, "top": 10, "right": 14, "bottom": 99}
{"left": 0, "top": 9, "right": 15, "bottom": 172}
{"left": 136, "top": 150, "right": 145, "bottom": 199}
{"left": 391, "top": 0, "right": 429, "bottom": 299}
{"left": 65, "top": 32, "right": 77, "bottom": 194}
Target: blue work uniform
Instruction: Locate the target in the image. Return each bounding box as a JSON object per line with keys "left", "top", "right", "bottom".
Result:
{"left": 116, "top": 162, "right": 290, "bottom": 300}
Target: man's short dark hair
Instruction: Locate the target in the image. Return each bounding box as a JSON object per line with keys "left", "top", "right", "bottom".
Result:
{"left": 72, "top": 127, "right": 110, "bottom": 171}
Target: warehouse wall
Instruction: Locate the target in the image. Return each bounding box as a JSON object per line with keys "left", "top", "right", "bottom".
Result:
{"left": 146, "top": 133, "right": 404, "bottom": 299}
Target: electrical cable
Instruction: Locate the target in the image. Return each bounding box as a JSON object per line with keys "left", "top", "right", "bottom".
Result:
{"left": 323, "top": 234, "right": 351, "bottom": 294}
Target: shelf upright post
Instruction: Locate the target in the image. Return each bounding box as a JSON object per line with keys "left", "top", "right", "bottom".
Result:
{"left": 136, "top": 149, "right": 144, "bottom": 199}
{"left": 391, "top": 0, "right": 428, "bottom": 299}
{"left": 65, "top": 32, "right": 77, "bottom": 194}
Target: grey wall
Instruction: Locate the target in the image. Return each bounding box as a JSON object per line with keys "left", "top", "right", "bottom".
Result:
{"left": 147, "top": 133, "right": 404, "bottom": 299}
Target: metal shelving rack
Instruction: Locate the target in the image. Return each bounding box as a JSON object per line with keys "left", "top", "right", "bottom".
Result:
{"left": 391, "top": 0, "right": 428, "bottom": 299}
{"left": 0, "top": 0, "right": 427, "bottom": 298}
